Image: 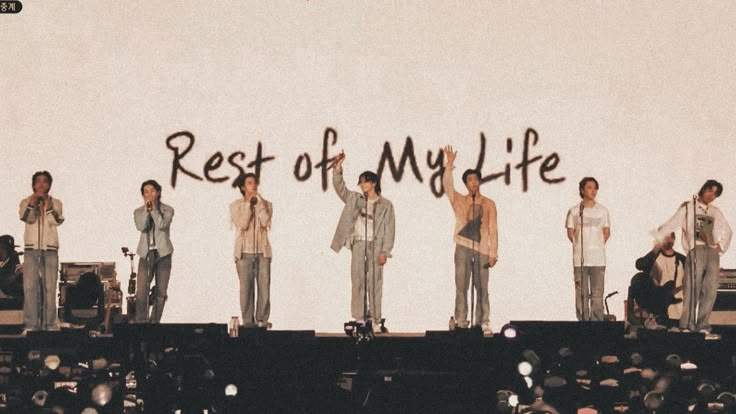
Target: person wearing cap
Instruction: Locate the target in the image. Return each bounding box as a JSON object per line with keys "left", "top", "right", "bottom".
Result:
{"left": 330, "top": 152, "right": 395, "bottom": 334}
{"left": 0, "top": 235, "right": 23, "bottom": 298}
{"left": 19, "top": 171, "right": 64, "bottom": 331}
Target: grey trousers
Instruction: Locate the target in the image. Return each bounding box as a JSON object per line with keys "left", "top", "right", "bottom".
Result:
{"left": 454, "top": 245, "right": 490, "bottom": 326}
{"left": 573, "top": 266, "right": 605, "bottom": 321}
{"left": 136, "top": 252, "right": 172, "bottom": 323}
{"left": 681, "top": 245, "right": 720, "bottom": 332}
{"left": 235, "top": 253, "right": 271, "bottom": 326}
{"left": 23, "top": 249, "right": 59, "bottom": 331}
{"left": 350, "top": 241, "right": 383, "bottom": 322}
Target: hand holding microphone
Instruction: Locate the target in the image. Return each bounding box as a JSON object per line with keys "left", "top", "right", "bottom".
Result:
{"left": 328, "top": 151, "right": 346, "bottom": 170}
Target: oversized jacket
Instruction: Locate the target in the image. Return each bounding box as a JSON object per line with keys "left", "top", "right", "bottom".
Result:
{"left": 330, "top": 168, "right": 395, "bottom": 257}
{"left": 134, "top": 203, "right": 175, "bottom": 258}
{"left": 19, "top": 196, "right": 64, "bottom": 250}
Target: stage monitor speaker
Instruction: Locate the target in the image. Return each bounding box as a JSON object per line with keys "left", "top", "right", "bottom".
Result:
{"left": 712, "top": 289, "right": 736, "bottom": 325}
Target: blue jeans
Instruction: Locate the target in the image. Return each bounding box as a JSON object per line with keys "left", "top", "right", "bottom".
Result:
{"left": 23, "top": 249, "right": 59, "bottom": 330}
{"left": 574, "top": 266, "right": 605, "bottom": 321}
{"left": 235, "top": 253, "right": 271, "bottom": 326}
{"left": 681, "top": 245, "right": 720, "bottom": 332}
{"left": 135, "top": 252, "right": 172, "bottom": 323}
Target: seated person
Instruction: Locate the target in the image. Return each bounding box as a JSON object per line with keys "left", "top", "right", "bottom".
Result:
{"left": 0, "top": 235, "right": 23, "bottom": 299}
{"left": 628, "top": 232, "right": 685, "bottom": 328}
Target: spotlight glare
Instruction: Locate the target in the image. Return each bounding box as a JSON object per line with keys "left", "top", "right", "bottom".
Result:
{"left": 44, "top": 354, "right": 61, "bottom": 370}
{"left": 501, "top": 324, "right": 518, "bottom": 339}
{"left": 518, "top": 361, "right": 533, "bottom": 376}
{"left": 508, "top": 394, "right": 519, "bottom": 407}
{"left": 524, "top": 376, "right": 534, "bottom": 389}
{"left": 225, "top": 384, "right": 238, "bottom": 397}
{"left": 91, "top": 383, "right": 113, "bottom": 406}
{"left": 681, "top": 361, "right": 698, "bottom": 371}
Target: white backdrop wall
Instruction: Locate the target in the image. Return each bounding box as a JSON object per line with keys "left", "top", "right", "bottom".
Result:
{"left": 1, "top": 1, "right": 735, "bottom": 332}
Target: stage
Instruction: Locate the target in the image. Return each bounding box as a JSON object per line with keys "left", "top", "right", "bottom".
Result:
{"left": 0, "top": 322, "right": 735, "bottom": 412}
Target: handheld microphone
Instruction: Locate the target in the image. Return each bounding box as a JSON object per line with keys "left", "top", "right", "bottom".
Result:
{"left": 471, "top": 192, "right": 476, "bottom": 201}
{"left": 250, "top": 197, "right": 258, "bottom": 207}
{"left": 327, "top": 152, "right": 346, "bottom": 170}
{"left": 146, "top": 201, "right": 153, "bottom": 211}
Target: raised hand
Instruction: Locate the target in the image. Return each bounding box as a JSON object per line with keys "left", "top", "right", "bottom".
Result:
{"left": 443, "top": 145, "right": 457, "bottom": 166}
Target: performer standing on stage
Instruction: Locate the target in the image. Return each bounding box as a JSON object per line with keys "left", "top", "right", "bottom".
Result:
{"left": 565, "top": 177, "right": 611, "bottom": 321}
{"left": 656, "top": 180, "right": 732, "bottom": 334}
{"left": 443, "top": 145, "right": 498, "bottom": 334}
{"left": 331, "top": 152, "right": 395, "bottom": 334}
{"left": 19, "top": 171, "right": 64, "bottom": 331}
{"left": 134, "top": 180, "right": 174, "bottom": 323}
{"left": 230, "top": 173, "right": 273, "bottom": 328}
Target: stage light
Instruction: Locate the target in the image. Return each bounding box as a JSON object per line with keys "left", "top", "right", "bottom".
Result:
{"left": 44, "top": 355, "right": 61, "bottom": 371}
{"left": 508, "top": 394, "right": 519, "bottom": 407}
{"left": 91, "top": 383, "right": 113, "bottom": 406}
{"left": 518, "top": 361, "right": 533, "bottom": 376}
{"left": 225, "top": 383, "right": 238, "bottom": 397}
{"left": 500, "top": 324, "right": 518, "bottom": 339}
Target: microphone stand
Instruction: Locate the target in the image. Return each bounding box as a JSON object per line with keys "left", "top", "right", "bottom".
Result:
{"left": 363, "top": 192, "right": 373, "bottom": 338}
{"left": 470, "top": 192, "right": 477, "bottom": 330}
{"left": 689, "top": 196, "right": 698, "bottom": 329}
{"left": 251, "top": 197, "right": 260, "bottom": 328}
{"left": 579, "top": 203, "right": 586, "bottom": 321}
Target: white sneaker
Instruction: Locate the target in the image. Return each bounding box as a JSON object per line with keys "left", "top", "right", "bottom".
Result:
{"left": 481, "top": 323, "right": 492, "bottom": 336}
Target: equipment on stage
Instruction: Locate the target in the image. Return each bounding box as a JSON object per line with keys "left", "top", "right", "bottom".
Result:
{"left": 604, "top": 291, "right": 618, "bottom": 321}
{"left": 712, "top": 268, "right": 736, "bottom": 325}
{"left": 58, "top": 261, "right": 122, "bottom": 332}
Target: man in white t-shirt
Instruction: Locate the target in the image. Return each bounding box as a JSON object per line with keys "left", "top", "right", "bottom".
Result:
{"left": 565, "top": 177, "right": 611, "bottom": 321}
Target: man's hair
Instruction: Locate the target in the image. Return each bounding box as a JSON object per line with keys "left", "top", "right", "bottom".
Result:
{"left": 578, "top": 177, "right": 599, "bottom": 199}
{"left": 31, "top": 171, "right": 53, "bottom": 190}
{"left": 140, "top": 179, "right": 162, "bottom": 197}
{"left": 233, "top": 173, "right": 259, "bottom": 195}
{"left": 358, "top": 171, "right": 381, "bottom": 195}
{"left": 698, "top": 179, "right": 723, "bottom": 198}
{"left": 462, "top": 169, "right": 481, "bottom": 185}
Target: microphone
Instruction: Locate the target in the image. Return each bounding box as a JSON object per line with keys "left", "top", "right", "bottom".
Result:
{"left": 146, "top": 201, "right": 153, "bottom": 212}
{"left": 327, "top": 152, "right": 346, "bottom": 170}
{"left": 250, "top": 197, "right": 258, "bottom": 207}
{"left": 471, "top": 192, "right": 476, "bottom": 201}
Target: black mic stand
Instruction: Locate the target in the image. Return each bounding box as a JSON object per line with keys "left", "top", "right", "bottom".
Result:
{"left": 344, "top": 193, "right": 374, "bottom": 342}
{"left": 579, "top": 203, "right": 586, "bottom": 321}
{"left": 122, "top": 247, "right": 137, "bottom": 321}
{"left": 470, "top": 192, "right": 477, "bottom": 330}
{"left": 688, "top": 195, "right": 698, "bottom": 329}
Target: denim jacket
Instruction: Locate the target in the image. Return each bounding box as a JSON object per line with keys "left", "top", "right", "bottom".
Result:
{"left": 330, "top": 168, "right": 395, "bottom": 257}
